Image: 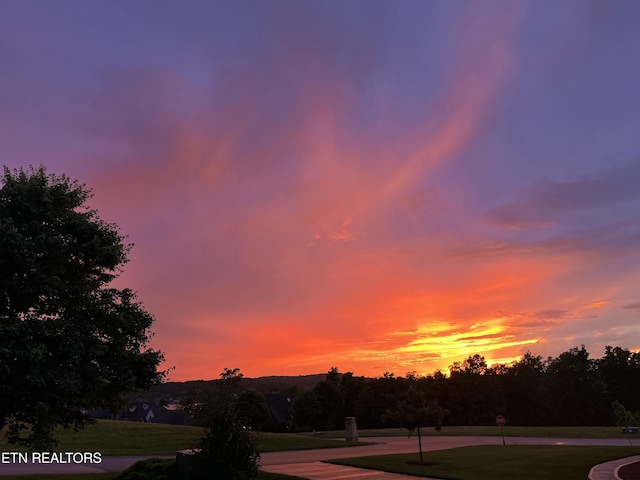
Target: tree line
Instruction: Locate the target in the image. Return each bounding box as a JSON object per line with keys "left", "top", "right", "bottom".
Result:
{"left": 292, "top": 346, "right": 640, "bottom": 431}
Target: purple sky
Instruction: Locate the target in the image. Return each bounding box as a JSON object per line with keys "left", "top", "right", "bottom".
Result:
{"left": 2, "top": 1, "right": 640, "bottom": 381}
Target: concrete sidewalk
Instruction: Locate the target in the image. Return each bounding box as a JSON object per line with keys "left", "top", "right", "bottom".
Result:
{"left": 589, "top": 455, "right": 640, "bottom": 480}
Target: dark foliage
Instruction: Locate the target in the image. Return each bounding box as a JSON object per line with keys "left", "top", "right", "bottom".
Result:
{"left": 183, "top": 368, "right": 260, "bottom": 480}
{"left": 290, "top": 345, "right": 640, "bottom": 431}
{"left": 116, "top": 458, "right": 178, "bottom": 480}
{"left": 237, "top": 389, "right": 271, "bottom": 431}
{"left": 291, "top": 367, "right": 366, "bottom": 431}
{"left": 0, "top": 166, "right": 165, "bottom": 451}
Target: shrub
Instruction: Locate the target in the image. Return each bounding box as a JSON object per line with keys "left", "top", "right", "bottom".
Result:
{"left": 116, "top": 458, "right": 178, "bottom": 480}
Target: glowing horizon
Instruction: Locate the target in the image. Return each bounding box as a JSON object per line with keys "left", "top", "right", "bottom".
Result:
{"left": 2, "top": 1, "right": 640, "bottom": 381}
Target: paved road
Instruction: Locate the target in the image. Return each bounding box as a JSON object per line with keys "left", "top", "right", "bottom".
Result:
{"left": 0, "top": 436, "right": 637, "bottom": 477}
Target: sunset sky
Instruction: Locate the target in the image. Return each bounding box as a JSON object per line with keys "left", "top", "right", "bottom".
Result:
{"left": 2, "top": 1, "right": 640, "bottom": 381}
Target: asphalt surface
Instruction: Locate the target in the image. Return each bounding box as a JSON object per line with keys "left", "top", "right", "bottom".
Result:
{"left": 0, "top": 436, "right": 637, "bottom": 478}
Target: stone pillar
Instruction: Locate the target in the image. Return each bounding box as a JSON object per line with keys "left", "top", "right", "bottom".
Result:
{"left": 345, "top": 416, "right": 358, "bottom": 442}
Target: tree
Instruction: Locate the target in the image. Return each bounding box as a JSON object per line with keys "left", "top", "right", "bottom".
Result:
{"left": 312, "top": 367, "right": 345, "bottom": 430}
{"left": 355, "top": 373, "right": 410, "bottom": 428}
{"left": 612, "top": 401, "right": 640, "bottom": 428}
{"left": 237, "top": 389, "right": 270, "bottom": 431}
{"left": 598, "top": 346, "right": 640, "bottom": 413}
{"left": 291, "top": 390, "right": 322, "bottom": 432}
{"left": 0, "top": 166, "right": 165, "bottom": 450}
{"left": 544, "top": 346, "right": 610, "bottom": 425}
{"left": 381, "top": 387, "right": 449, "bottom": 464}
{"left": 447, "top": 354, "right": 502, "bottom": 425}
{"left": 182, "top": 368, "right": 259, "bottom": 480}
{"left": 502, "top": 352, "right": 546, "bottom": 425}
{"left": 339, "top": 371, "right": 366, "bottom": 417}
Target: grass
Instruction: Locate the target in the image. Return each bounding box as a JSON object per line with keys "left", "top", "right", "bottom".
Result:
{"left": 254, "top": 431, "right": 369, "bottom": 452}
{"left": 305, "top": 425, "right": 640, "bottom": 439}
{"left": 0, "top": 420, "right": 368, "bottom": 456}
{"left": 329, "top": 445, "right": 640, "bottom": 480}
{"left": 0, "top": 421, "right": 204, "bottom": 456}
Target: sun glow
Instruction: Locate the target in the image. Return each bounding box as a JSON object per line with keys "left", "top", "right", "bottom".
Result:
{"left": 395, "top": 323, "right": 537, "bottom": 364}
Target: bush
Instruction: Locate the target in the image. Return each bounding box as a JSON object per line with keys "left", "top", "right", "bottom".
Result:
{"left": 183, "top": 368, "right": 260, "bottom": 480}
{"left": 116, "top": 458, "right": 178, "bottom": 480}
{"left": 191, "top": 419, "right": 259, "bottom": 480}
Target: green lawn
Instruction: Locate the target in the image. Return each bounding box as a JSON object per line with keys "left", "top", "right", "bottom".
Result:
{"left": 305, "top": 425, "right": 640, "bottom": 439}
{"left": 1, "top": 421, "right": 204, "bottom": 456}
{"left": 0, "top": 420, "right": 367, "bottom": 456}
{"left": 329, "top": 445, "right": 640, "bottom": 480}
{"left": 254, "top": 431, "right": 369, "bottom": 452}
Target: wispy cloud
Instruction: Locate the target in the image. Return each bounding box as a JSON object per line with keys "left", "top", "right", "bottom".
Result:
{"left": 623, "top": 302, "right": 640, "bottom": 312}
{"left": 485, "top": 157, "right": 640, "bottom": 229}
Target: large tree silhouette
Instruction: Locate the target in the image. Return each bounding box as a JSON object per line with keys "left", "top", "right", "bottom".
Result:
{"left": 0, "top": 166, "right": 165, "bottom": 450}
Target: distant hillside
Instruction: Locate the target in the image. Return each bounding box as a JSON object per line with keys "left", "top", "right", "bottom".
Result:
{"left": 130, "top": 374, "right": 327, "bottom": 404}
{"left": 239, "top": 374, "right": 327, "bottom": 394}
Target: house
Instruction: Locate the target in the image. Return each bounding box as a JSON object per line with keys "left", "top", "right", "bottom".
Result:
{"left": 90, "top": 401, "right": 193, "bottom": 426}
{"left": 264, "top": 393, "right": 293, "bottom": 431}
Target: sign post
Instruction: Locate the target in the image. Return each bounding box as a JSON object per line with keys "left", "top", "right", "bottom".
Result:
{"left": 495, "top": 415, "right": 506, "bottom": 446}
